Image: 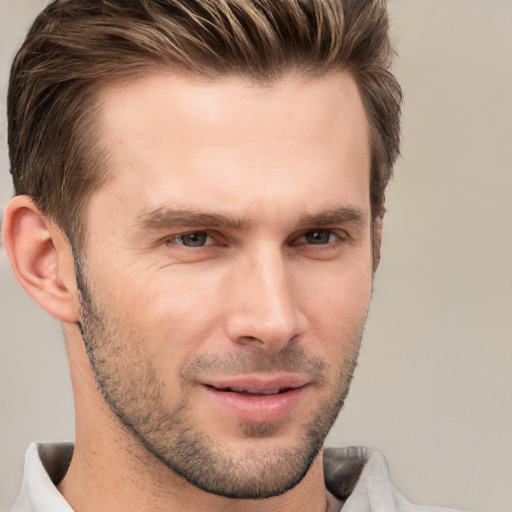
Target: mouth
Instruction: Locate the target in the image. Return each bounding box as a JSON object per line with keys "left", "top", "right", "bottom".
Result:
{"left": 206, "top": 384, "right": 300, "bottom": 396}
{"left": 199, "top": 376, "right": 309, "bottom": 423}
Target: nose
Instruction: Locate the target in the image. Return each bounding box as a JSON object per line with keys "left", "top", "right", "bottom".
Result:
{"left": 224, "top": 246, "right": 304, "bottom": 352}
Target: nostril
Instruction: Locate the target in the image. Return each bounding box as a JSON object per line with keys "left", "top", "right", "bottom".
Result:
{"left": 246, "top": 336, "right": 263, "bottom": 342}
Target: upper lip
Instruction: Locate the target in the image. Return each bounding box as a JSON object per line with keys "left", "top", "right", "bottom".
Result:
{"left": 199, "top": 374, "right": 310, "bottom": 394}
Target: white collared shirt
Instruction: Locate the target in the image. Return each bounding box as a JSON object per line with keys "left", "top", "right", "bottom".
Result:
{"left": 8, "top": 443, "right": 466, "bottom": 512}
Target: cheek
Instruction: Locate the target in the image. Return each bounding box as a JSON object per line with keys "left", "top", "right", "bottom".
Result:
{"left": 123, "top": 269, "right": 225, "bottom": 355}
{"left": 296, "top": 256, "right": 372, "bottom": 307}
{"left": 294, "top": 262, "right": 372, "bottom": 341}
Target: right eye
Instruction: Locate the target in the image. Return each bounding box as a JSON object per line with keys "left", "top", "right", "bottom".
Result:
{"left": 166, "top": 231, "right": 214, "bottom": 248}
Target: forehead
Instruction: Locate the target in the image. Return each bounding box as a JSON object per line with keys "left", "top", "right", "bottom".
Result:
{"left": 96, "top": 70, "right": 369, "bottom": 155}
{"left": 88, "top": 71, "right": 371, "bottom": 225}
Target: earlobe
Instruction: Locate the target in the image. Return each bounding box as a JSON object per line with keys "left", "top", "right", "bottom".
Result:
{"left": 2, "top": 195, "right": 80, "bottom": 323}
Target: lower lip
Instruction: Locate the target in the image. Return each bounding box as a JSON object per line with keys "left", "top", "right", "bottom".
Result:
{"left": 202, "top": 385, "right": 306, "bottom": 423}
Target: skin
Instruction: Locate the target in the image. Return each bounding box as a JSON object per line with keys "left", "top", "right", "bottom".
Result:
{"left": 3, "top": 71, "right": 377, "bottom": 512}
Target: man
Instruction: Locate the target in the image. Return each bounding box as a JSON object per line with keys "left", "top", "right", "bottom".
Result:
{"left": 1, "top": 1, "right": 466, "bottom": 511}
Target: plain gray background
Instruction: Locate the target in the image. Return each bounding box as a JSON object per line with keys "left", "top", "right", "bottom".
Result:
{"left": 1, "top": 1, "right": 511, "bottom": 511}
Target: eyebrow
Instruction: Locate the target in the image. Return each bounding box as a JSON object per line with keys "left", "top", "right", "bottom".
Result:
{"left": 135, "top": 206, "right": 368, "bottom": 232}
{"left": 135, "top": 208, "right": 250, "bottom": 231}
{"left": 298, "top": 207, "right": 368, "bottom": 228}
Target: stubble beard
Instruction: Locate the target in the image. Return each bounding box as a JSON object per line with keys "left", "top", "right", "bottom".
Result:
{"left": 75, "top": 262, "right": 363, "bottom": 500}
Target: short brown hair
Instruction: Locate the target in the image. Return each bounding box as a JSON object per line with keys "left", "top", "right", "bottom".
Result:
{"left": 8, "top": 0, "right": 402, "bottom": 247}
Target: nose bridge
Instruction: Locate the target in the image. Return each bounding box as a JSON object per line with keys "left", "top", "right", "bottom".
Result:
{"left": 225, "top": 243, "right": 300, "bottom": 350}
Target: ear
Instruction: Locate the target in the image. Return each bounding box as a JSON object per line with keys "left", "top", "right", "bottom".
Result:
{"left": 372, "top": 212, "right": 384, "bottom": 272}
{"left": 2, "top": 195, "right": 80, "bottom": 323}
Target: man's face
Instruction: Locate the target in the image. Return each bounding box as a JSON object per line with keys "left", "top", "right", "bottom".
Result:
{"left": 77, "top": 71, "right": 373, "bottom": 499}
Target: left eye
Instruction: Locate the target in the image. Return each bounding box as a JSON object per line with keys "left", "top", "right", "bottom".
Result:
{"left": 297, "top": 230, "right": 339, "bottom": 245}
{"left": 169, "top": 232, "right": 213, "bottom": 247}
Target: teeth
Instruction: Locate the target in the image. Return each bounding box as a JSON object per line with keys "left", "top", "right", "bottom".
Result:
{"left": 219, "top": 386, "right": 284, "bottom": 395}
{"left": 260, "top": 388, "right": 281, "bottom": 395}
{"left": 211, "top": 384, "right": 297, "bottom": 395}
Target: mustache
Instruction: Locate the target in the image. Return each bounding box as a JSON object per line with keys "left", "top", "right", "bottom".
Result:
{"left": 179, "top": 345, "right": 328, "bottom": 381}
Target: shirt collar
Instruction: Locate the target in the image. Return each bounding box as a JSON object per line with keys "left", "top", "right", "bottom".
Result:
{"left": 10, "top": 442, "right": 74, "bottom": 512}
{"left": 11, "top": 443, "right": 401, "bottom": 512}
